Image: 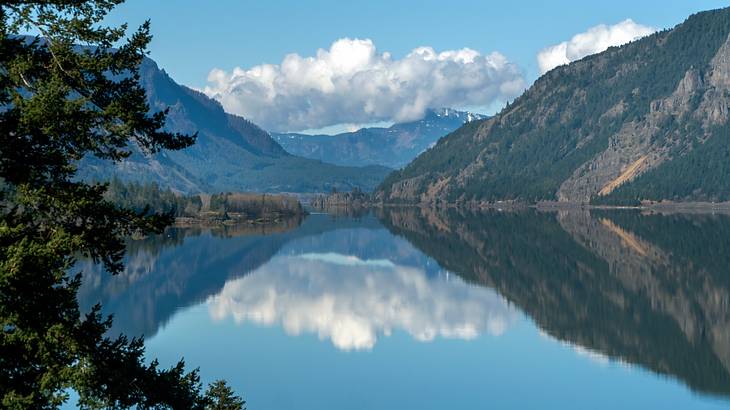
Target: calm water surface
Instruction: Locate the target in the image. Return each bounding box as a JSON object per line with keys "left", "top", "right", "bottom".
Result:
{"left": 78, "top": 209, "right": 730, "bottom": 409}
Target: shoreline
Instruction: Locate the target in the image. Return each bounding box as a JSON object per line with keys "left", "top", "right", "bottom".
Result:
{"left": 173, "top": 213, "right": 305, "bottom": 227}
{"left": 308, "top": 199, "right": 730, "bottom": 215}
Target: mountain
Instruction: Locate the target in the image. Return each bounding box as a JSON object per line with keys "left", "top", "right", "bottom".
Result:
{"left": 76, "top": 215, "right": 388, "bottom": 339}
{"left": 378, "top": 7, "right": 730, "bottom": 205}
{"left": 271, "top": 108, "right": 487, "bottom": 169}
{"left": 78, "top": 59, "right": 391, "bottom": 194}
{"left": 378, "top": 207, "right": 730, "bottom": 397}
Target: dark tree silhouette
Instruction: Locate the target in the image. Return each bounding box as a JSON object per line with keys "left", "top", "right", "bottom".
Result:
{"left": 0, "top": 1, "right": 243, "bottom": 408}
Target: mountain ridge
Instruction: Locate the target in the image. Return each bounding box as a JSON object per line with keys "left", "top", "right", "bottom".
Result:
{"left": 272, "top": 108, "right": 487, "bottom": 169}
{"left": 78, "top": 58, "right": 391, "bottom": 194}
{"left": 377, "top": 7, "right": 730, "bottom": 205}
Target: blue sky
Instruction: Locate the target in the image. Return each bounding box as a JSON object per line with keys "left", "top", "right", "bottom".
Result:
{"left": 104, "top": 0, "right": 726, "bottom": 132}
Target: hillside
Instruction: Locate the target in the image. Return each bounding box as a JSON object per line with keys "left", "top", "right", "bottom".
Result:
{"left": 377, "top": 7, "right": 730, "bottom": 205}
{"left": 272, "top": 109, "right": 486, "bottom": 168}
{"left": 378, "top": 207, "right": 730, "bottom": 397}
{"left": 77, "top": 215, "right": 386, "bottom": 339}
{"left": 78, "top": 59, "right": 391, "bottom": 194}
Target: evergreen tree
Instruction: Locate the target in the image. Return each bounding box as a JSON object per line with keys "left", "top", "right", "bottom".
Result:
{"left": 0, "top": 1, "right": 243, "bottom": 408}
{"left": 205, "top": 381, "right": 247, "bottom": 410}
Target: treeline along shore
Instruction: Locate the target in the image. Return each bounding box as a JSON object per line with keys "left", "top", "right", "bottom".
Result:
{"left": 311, "top": 188, "right": 730, "bottom": 213}
{"left": 104, "top": 177, "right": 306, "bottom": 224}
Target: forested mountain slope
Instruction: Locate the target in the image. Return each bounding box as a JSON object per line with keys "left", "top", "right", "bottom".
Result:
{"left": 377, "top": 7, "right": 730, "bottom": 204}
{"left": 78, "top": 59, "right": 391, "bottom": 193}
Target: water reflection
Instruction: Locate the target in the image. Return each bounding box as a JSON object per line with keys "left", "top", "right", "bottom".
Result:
{"left": 77, "top": 208, "right": 730, "bottom": 403}
{"left": 378, "top": 207, "right": 730, "bottom": 397}
{"left": 76, "top": 215, "right": 349, "bottom": 337}
{"left": 207, "top": 252, "right": 516, "bottom": 350}
{"left": 77, "top": 214, "right": 427, "bottom": 338}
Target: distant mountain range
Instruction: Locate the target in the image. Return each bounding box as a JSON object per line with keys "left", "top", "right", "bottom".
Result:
{"left": 272, "top": 109, "right": 486, "bottom": 169}
{"left": 78, "top": 59, "right": 391, "bottom": 194}
{"left": 378, "top": 7, "right": 730, "bottom": 205}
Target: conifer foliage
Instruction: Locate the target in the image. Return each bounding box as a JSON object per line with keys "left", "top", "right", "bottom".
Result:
{"left": 0, "top": 1, "right": 243, "bottom": 408}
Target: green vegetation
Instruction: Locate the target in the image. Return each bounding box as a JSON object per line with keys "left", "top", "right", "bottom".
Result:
{"left": 205, "top": 381, "right": 247, "bottom": 410}
{"left": 379, "top": 7, "right": 730, "bottom": 204}
{"left": 104, "top": 177, "right": 305, "bottom": 222}
{"left": 209, "top": 192, "right": 304, "bottom": 220}
{"left": 0, "top": 1, "right": 243, "bottom": 408}
{"left": 599, "top": 121, "right": 730, "bottom": 204}
{"left": 105, "top": 177, "right": 202, "bottom": 217}
{"left": 310, "top": 187, "right": 371, "bottom": 208}
{"left": 377, "top": 207, "right": 730, "bottom": 396}
{"left": 77, "top": 57, "right": 393, "bottom": 194}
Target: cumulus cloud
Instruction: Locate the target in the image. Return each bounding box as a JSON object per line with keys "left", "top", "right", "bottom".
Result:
{"left": 207, "top": 253, "right": 517, "bottom": 351}
{"left": 537, "top": 19, "right": 656, "bottom": 74}
{"left": 203, "top": 38, "right": 526, "bottom": 132}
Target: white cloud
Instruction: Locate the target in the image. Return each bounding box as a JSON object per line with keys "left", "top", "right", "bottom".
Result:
{"left": 537, "top": 19, "right": 656, "bottom": 74}
{"left": 207, "top": 253, "right": 517, "bottom": 351}
{"left": 204, "top": 38, "right": 526, "bottom": 132}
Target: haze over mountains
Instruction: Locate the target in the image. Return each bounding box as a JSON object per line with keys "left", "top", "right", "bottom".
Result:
{"left": 272, "top": 109, "right": 486, "bottom": 169}
{"left": 378, "top": 7, "right": 730, "bottom": 205}
{"left": 78, "top": 59, "right": 391, "bottom": 194}
{"left": 77, "top": 56, "right": 490, "bottom": 194}
{"left": 78, "top": 6, "right": 730, "bottom": 203}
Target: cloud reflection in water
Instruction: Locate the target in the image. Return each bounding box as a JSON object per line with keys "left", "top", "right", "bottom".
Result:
{"left": 207, "top": 252, "right": 517, "bottom": 350}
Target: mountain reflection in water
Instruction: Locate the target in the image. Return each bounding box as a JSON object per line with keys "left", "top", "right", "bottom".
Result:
{"left": 378, "top": 207, "right": 730, "bottom": 398}
{"left": 78, "top": 209, "right": 730, "bottom": 402}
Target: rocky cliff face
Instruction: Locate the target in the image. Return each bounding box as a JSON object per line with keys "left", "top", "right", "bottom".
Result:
{"left": 378, "top": 8, "right": 730, "bottom": 204}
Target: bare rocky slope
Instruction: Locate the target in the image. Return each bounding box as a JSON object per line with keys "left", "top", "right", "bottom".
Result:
{"left": 377, "top": 7, "right": 730, "bottom": 205}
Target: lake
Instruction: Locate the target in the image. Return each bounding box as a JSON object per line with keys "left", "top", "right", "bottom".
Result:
{"left": 77, "top": 208, "right": 730, "bottom": 409}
